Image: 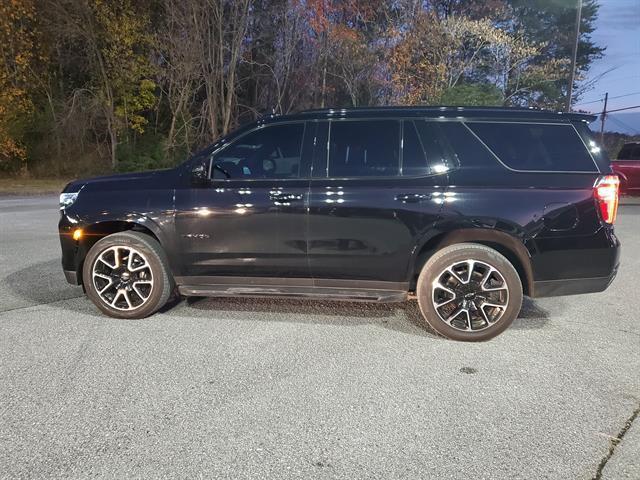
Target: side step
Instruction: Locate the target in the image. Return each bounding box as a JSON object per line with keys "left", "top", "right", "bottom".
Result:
{"left": 177, "top": 284, "right": 408, "bottom": 303}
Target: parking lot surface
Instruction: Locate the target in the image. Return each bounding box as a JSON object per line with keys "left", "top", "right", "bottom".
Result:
{"left": 1, "top": 195, "right": 638, "bottom": 479}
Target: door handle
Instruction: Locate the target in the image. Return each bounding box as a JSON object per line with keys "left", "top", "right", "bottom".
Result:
{"left": 270, "top": 193, "right": 304, "bottom": 202}
{"left": 395, "top": 193, "right": 430, "bottom": 203}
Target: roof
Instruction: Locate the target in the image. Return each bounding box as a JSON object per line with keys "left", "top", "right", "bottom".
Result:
{"left": 266, "top": 106, "right": 597, "bottom": 123}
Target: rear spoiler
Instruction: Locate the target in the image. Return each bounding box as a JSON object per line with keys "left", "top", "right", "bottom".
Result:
{"left": 566, "top": 112, "right": 598, "bottom": 123}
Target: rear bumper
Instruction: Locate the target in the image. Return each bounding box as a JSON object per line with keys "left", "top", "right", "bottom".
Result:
{"left": 532, "top": 268, "right": 618, "bottom": 297}
{"left": 531, "top": 227, "right": 620, "bottom": 297}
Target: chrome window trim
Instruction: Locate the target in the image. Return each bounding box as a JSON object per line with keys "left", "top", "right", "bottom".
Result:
{"left": 462, "top": 121, "right": 601, "bottom": 174}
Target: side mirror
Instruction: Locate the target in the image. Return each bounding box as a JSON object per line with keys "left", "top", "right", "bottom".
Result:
{"left": 191, "top": 162, "right": 211, "bottom": 187}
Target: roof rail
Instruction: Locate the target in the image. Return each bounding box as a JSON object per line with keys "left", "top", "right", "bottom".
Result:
{"left": 296, "top": 105, "right": 596, "bottom": 122}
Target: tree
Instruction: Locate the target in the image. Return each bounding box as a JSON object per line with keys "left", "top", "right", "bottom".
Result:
{"left": 46, "top": 0, "right": 157, "bottom": 168}
{"left": 388, "top": 11, "right": 447, "bottom": 104}
{"left": 240, "top": 0, "right": 313, "bottom": 117}
{"left": 0, "top": 0, "right": 39, "bottom": 175}
{"left": 159, "top": 0, "right": 250, "bottom": 148}
{"left": 506, "top": 0, "right": 605, "bottom": 108}
{"left": 440, "top": 83, "right": 503, "bottom": 106}
{"left": 0, "top": 0, "right": 608, "bottom": 177}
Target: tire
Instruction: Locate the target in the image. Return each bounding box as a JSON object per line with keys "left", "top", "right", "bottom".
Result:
{"left": 82, "top": 231, "right": 174, "bottom": 319}
{"left": 416, "top": 243, "right": 523, "bottom": 341}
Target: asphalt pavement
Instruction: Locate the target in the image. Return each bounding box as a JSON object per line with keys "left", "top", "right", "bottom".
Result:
{"left": 1, "top": 195, "right": 638, "bottom": 479}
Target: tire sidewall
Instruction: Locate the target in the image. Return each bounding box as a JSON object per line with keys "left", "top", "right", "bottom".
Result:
{"left": 83, "top": 232, "right": 170, "bottom": 319}
{"left": 416, "top": 243, "right": 523, "bottom": 341}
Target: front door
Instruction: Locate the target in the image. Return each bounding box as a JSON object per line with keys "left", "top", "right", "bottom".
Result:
{"left": 307, "top": 119, "right": 450, "bottom": 285}
{"left": 174, "top": 121, "right": 312, "bottom": 280}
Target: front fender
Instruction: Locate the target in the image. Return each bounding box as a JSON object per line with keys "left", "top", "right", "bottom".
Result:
{"left": 59, "top": 187, "right": 178, "bottom": 282}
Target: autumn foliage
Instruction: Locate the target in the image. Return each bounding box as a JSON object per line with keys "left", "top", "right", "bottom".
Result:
{"left": 0, "top": 0, "right": 39, "bottom": 174}
{"left": 0, "top": 0, "right": 603, "bottom": 176}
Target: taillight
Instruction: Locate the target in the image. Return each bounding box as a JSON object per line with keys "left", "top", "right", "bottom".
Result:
{"left": 594, "top": 175, "right": 620, "bottom": 224}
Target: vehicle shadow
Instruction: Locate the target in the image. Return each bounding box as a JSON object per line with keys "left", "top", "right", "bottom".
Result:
{"left": 180, "top": 295, "right": 437, "bottom": 337}
{"left": 176, "top": 292, "right": 549, "bottom": 333}
{"left": 512, "top": 297, "right": 550, "bottom": 329}
{"left": 5, "top": 258, "right": 549, "bottom": 334}
{"left": 3, "top": 258, "right": 84, "bottom": 309}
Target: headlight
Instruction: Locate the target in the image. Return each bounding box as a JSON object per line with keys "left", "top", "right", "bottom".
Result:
{"left": 59, "top": 192, "right": 79, "bottom": 210}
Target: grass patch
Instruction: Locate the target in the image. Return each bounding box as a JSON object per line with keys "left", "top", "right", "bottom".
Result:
{"left": 0, "top": 178, "right": 72, "bottom": 196}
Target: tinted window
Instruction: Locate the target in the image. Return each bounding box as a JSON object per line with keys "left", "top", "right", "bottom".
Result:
{"left": 213, "top": 123, "right": 304, "bottom": 179}
{"left": 468, "top": 122, "right": 597, "bottom": 172}
{"left": 404, "top": 120, "right": 460, "bottom": 175}
{"left": 328, "top": 121, "right": 399, "bottom": 177}
{"left": 618, "top": 144, "right": 640, "bottom": 160}
{"left": 572, "top": 122, "right": 609, "bottom": 171}
{"left": 402, "top": 121, "right": 429, "bottom": 175}
{"left": 437, "top": 122, "right": 498, "bottom": 169}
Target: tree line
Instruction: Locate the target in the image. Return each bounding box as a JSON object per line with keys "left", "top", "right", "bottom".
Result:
{"left": 0, "top": 0, "right": 603, "bottom": 177}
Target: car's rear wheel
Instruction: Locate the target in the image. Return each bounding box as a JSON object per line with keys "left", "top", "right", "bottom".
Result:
{"left": 83, "top": 231, "right": 173, "bottom": 319}
{"left": 416, "top": 243, "right": 523, "bottom": 341}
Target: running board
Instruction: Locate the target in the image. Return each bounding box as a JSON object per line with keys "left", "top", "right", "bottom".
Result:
{"left": 177, "top": 284, "right": 407, "bottom": 303}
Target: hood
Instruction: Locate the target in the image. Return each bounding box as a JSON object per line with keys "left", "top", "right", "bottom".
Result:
{"left": 62, "top": 169, "right": 175, "bottom": 193}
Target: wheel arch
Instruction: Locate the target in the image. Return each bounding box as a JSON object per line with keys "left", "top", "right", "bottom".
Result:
{"left": 411, "top": 228, "right": 534, "bottom": 296}
{"left": 74, "top": 219, "right": 165, "bottom": 285}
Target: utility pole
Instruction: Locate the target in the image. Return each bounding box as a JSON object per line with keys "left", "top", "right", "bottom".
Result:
{"left": 599, "top": 92, "right": 608, "bottom": 143}
{"left": 565, "top": 0, "right": 583, "bottom": 112}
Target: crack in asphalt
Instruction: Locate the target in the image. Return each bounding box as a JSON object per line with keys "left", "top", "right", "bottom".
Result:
{"left": 592, "top": 402, "right": 640, "bottom": 480}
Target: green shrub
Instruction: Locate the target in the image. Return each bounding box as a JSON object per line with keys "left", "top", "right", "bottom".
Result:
{"left": 116, "top": 133, "right": 188, "bottom": 172}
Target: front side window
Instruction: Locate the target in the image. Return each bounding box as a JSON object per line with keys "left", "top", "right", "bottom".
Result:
{"left": 328, "top": 120, "right": 400, "bottom": 177}
{"left": 468, "top": 122, "right": 597, "bottom": 172}
{"left": 212, "top": 123, "right": 305, "bottom": 179}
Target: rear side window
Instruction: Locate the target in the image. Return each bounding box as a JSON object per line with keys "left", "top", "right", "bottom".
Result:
{"left": 468, "top": 122, "right": 597, "bottom": 172}
{"left": 403, "top": 121, "right": 458, "bottom": 175}
{"left": 618, "top": 144, "right": 640, "bottom": 160}
{"left": 402, "top": 121, "right": 428, "bottom": 175}
{"left": 437, "top": 122, "right": 498, "bottom": 170}
{"left": 328, "top": 120, "right": 399, "bottom": 177}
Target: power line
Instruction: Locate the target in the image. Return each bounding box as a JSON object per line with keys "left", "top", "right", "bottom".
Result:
{"left": 595, "top": 91, "right": 639, "bottom": 136}
{"left": 575, "top": 91, "right": 640, "bottom": 106}
{"left": 604, "top": 105, "right": 640, "bottom": 114}
{"left": 607, "top": 116, "right": 639, "bottom": 135}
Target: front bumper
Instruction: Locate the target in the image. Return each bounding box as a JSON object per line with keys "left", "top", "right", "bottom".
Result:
{"left": 63, "top": 269, "right": 80, "bottom": 285}
{"left": 59, "top": 213, "right": 86, "bottom": 286}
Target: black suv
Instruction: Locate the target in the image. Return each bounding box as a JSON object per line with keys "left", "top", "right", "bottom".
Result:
{"left": 59, "top": 107, "right": 620, "bottom": 341}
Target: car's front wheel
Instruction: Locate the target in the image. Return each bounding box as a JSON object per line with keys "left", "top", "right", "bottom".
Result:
{"left": 416, "top": 243, "right": 523, "bottom": 341}
{"left": 83, "top": 231, "right": 173, "bottom": 319}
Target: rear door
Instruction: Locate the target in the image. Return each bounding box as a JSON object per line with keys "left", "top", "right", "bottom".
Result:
{"left": 307, "top": 119, "right": 448, "bottom": 286}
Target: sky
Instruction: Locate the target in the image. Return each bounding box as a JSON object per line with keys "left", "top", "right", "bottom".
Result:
{"left": 575, "top": 0, "right": 640, "bottom": 127}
